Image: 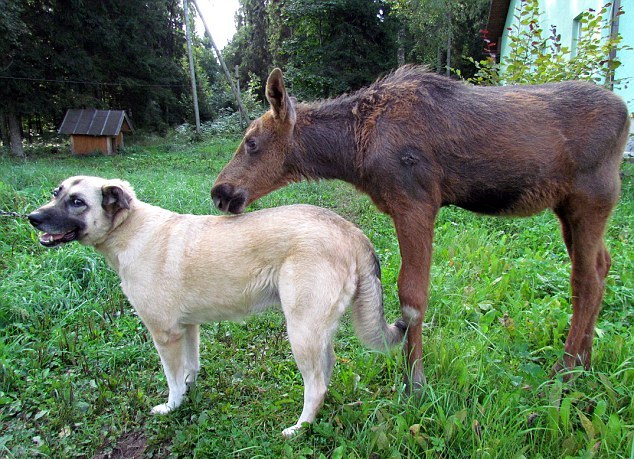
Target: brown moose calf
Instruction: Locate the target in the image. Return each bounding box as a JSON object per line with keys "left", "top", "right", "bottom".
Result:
{"left": 211, "top": 65, "right": 629, "bottom": 390}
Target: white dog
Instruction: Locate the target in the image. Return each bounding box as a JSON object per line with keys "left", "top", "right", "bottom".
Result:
{"left": 28, "top": 176, "right": 405, "bottom": 437}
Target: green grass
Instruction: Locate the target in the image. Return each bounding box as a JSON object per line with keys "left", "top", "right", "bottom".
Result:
{"left": 0, "top": 139, "right": 632, "bottom": 458}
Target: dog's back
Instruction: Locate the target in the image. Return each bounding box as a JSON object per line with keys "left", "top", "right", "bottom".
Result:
{"left": 97, "top": 201, "right": 401, "bottom": 338}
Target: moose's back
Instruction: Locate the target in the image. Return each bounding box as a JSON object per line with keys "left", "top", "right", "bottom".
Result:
{"left": 353, "top": 69, "right": 629, "bottom": 216}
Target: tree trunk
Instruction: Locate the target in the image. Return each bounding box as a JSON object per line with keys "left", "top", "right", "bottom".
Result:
{"left": 437, "top": 46, "right": 443, "bottom": 73}
{"left": 184, "top": 0, "right": 201, "bottom": 133}
{"left": 397, "top": 28, "right": 406, "bottom": 67}
{"left": 7, "top": 108, "right": 25, "bottom": 158}
{"left": 0, "top": 109, "right": 9, "bottom": 149}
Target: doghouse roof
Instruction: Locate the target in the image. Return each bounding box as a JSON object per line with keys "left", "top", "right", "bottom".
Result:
{"left": 58, "top": 109, "right": 134, "bottom": 136}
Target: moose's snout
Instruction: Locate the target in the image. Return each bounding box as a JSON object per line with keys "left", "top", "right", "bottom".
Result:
{"left": 211, "top": 183, "right": 248, "bottom": 214}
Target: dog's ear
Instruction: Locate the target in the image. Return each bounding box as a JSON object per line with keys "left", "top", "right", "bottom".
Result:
{"left": 101, "top": 184, "right": 132, "bottom": 215}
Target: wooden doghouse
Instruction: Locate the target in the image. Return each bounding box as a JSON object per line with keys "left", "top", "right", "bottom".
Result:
{"left": 59, "top": 109, "right": 134, "bottom": 155}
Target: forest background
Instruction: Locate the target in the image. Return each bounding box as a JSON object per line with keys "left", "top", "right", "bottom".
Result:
{"left": 0, "top": 0, "right": 489, "bottom": 151}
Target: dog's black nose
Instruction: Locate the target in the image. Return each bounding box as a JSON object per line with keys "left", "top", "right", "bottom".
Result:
{"left": 28, "top": 211, "right": 43, "bottom": 228}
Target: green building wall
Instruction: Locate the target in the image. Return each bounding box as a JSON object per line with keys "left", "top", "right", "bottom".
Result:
{"left": 499, "top": 0, "right": 633, "bottom": 114}
{"left": 615, "top": 1, "right": 634, "bottom": 113}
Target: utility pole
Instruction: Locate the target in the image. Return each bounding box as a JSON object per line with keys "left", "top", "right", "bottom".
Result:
{"left": 184, "top": 0, "right": 201, "bottom": 133}
{"left": 607, "top": 0, "right": 621, "bottom": 89}
{"left": 235, "top": 65, "right": 244, "bottom": 126}
{"left": 397, "top": 29, "right": 405, "bottom": 67}
{"left": 191, "top": 0, "right": 249, "bottom": 126}
{"left": 445, "top": 9, "right": 452, "bottom": 77}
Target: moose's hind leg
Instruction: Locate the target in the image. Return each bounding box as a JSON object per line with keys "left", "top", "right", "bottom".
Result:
{"left": 392, "top": 205, "right": 439, "bottom": 392}
{"left": 553, "top": 193, "right": 617, "bottom": 376}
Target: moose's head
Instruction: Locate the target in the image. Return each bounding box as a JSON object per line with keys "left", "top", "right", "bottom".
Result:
{"left": 211, "top": 68, "right": 298, "bottom": 214}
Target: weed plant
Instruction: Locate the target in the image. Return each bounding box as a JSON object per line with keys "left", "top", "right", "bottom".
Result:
{"left": 0, "top": 139, "right": 632, "bottom": 458}
{"left": 464, "top": 1, "right": 629, "bottom": 88}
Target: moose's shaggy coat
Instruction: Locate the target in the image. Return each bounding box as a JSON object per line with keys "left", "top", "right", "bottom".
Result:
{"left": 28, "top": 176, "right": 405, "bottom": 437}
{"left": 211, "top": 66, "right": 629, "bottom": 388}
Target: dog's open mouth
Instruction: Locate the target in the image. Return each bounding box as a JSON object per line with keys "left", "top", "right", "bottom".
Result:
{"left": 38, "top": 230, "right": 78, "bottom": 247}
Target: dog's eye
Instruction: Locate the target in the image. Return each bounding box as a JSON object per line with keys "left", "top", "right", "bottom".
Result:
{"left": 71, "top": 198, "right": 85, "bottom": 207}
{"left": 52, "top": 188, "right": 60, "bottom": 197}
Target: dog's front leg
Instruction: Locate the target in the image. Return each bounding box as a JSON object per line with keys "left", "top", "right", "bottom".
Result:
{"left": 150, "top": 328, "right": 188, "bottom": 415}
{"left": 183, "top": 324, "right": 200, "bottom": 386}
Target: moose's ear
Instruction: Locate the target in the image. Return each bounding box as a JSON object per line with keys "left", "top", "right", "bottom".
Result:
{"left": 266, "top": 68, "right": 295, "bottom": 124}
{"left": 101, "top": 183, "right": 132, "bottom": 215}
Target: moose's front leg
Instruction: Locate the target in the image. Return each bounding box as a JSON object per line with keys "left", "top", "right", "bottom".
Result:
{"left": 392, "top": 205, "right": 438, "bottom": 392}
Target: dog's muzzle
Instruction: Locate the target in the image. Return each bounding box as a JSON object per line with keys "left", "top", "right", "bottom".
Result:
{"left": 28, "top": 210, "right": 81, "bottom": 247}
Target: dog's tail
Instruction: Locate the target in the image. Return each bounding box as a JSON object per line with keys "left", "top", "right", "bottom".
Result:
{"left": 352, "top": 244, "right": 406, "bottom": 350}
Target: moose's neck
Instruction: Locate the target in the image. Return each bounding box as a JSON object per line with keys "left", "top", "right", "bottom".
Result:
{"left": 290, "top": 97, "right": 359, "bottom": 183}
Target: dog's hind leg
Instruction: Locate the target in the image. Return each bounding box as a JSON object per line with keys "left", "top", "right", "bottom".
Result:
{"left": 278, "top": 265, "right": 346, "bottom": 438}
{"left": 282, "top": 320, "right": 336, "bottom": 438}
{"left": 150, "top": 327, "right": 188, "bottom": 414}
{"left": 183, "top": 324, "right": 200, "bottom": 386}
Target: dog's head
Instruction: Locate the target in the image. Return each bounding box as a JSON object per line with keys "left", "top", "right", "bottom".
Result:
{"left": 28, "top": 176, "right": 136, "bottom": 247}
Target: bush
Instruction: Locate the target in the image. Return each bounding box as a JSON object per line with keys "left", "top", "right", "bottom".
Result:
{"left": 178, "top": 73, "right": 267, "bottom": 141}
{"left": 463, "top": 0, "right": 628, "bottom": 86}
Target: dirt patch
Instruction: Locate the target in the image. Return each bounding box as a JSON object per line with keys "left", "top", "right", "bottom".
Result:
{"left": 93, "top": 430, "right": 147, "bottom": 459}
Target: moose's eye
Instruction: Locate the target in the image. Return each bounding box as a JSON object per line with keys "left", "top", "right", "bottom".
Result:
{"left": 245, "top": 138, "right": 258, "bottom": 154}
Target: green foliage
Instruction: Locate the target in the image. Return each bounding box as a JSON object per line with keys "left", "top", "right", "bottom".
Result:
{"left": 0, "top": 1, "right": 25, "bottom": 65}
{"left": 0, "top": 0, "right": 189, "bottom": 131}
{"left": 227, "top": 0, "right": 271, "bottom": 100}
{"left": 465, "top": 0, "right": 628, "bottom": 86}
{"left": 0, "top": 138, "right": 632, "bottom": 457}
{"left": 226, "top": 0, "right": 401, "bottom": 100}
{"left": 176, "top": 73, "right": 266, "bottom": 139}
{"left": 390, "top": 0, "right": 490, "bottom": 77}
{"left": 280, "top": 0, "right": 401, "bottom": 99}
{"left": 186, "top": 33, "right": 226, "bottom": 123}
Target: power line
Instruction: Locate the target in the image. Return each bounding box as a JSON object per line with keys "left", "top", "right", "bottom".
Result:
{"left": 0, "top": 75, "right": 187, "bottom": 88}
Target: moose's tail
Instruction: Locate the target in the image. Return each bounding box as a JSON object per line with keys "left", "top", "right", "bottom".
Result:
{"left": 352, "top": 244, "right": 406, "bottom": 350}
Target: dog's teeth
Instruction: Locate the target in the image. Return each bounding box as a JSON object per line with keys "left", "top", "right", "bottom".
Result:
{"left": 40, "top": 233, "right": 66, "bottom": 244}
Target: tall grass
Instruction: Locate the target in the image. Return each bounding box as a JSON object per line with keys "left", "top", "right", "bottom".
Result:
{"left": 0, "top": 139, "right": 632, "bottom": 458}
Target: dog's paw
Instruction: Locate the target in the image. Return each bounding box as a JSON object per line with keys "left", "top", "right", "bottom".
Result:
{"left": 150, "top": 403, "right": 173, "bottom": 415}
{"left": 281, "top": 424, "right": 302, "bottom": 439}
{"left": 185, "top": 370, "right": 198, "bottom": 385}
